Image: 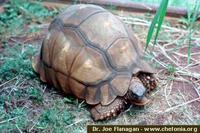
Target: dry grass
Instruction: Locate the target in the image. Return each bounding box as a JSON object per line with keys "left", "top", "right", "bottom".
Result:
{"left": 117, "top": 12, "right": 200, "bottom": 124}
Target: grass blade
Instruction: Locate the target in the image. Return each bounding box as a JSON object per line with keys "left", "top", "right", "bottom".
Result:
{"left": 187, "top": 0, "right": 200, "bottom": 63}
{"left": 153, "top": 0, "right": 169, "bottom": 45}
{"left": 145, "top": 11, "right": 159, "bottom": 50}
{"left": 145, "top": 0, "right": 169, "bottom": 50}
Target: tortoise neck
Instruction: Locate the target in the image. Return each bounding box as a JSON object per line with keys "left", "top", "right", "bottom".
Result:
{"left": 123, "top": 90, "right": 133, "bottom": 103}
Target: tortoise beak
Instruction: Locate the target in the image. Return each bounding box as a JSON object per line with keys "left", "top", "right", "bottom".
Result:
{"left": 131, "top": 96, "right": 150, "bottom": 106}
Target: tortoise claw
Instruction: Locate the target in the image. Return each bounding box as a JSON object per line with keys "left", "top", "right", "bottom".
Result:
{"left": 90, "top": 98, "right": 125, "bottom": 121}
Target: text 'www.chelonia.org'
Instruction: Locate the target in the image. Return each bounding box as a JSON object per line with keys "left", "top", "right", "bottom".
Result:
{"left": 87, "top": 125, "right": 199, "bottom": 133}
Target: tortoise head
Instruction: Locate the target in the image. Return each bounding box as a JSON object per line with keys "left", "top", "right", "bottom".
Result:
{"left": 126, "top": 77, "right": 150, "bottom": 106}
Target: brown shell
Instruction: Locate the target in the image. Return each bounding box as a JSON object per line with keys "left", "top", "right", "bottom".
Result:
{"left": 32, "top": 4, "right": 154, "bottom": 106}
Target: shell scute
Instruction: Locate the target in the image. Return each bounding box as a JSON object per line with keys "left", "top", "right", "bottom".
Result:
{"left": 59, "top": 4, "right": 106, "bottom": 26}
{"left": 70, "top": 47, "right": 111, "bottom": 84}
{"left": 110, "top": 75, "right": 131, "bottom": 96}
{"left": 49, "top": 29, "right": 84, "bottom": 75}
{"left": 107, "top": 38, "right": 136, "bottom": 70}
{"left": 80, "top": 12, "right": 128, "bottom": 50}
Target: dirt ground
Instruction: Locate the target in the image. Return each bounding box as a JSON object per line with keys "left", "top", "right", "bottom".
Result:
{"left": 0, "top": 2, "right": 200, "bottom": 133}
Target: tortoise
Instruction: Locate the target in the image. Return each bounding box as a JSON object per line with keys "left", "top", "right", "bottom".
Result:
{"left": 32, "top": 4, "right": 157, "bottom": 121}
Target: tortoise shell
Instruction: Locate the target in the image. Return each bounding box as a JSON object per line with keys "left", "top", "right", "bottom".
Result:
{"left": 32, "top": 4, "right": 154, "bottom": 106}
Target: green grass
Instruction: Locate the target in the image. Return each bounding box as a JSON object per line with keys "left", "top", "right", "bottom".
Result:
{"left": 35, "top": 100, "right": 75, "bottom": 132}
{"left": 0, "top": 0, "right": 59, "bottom": 41}
{"left": 0, "top": 44, "right": 38, "bottom": 132}
{"left": 0, "top": 44, "right": 37, "bottom": 81}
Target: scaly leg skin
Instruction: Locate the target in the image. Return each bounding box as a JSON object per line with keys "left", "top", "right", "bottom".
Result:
{"left": 90, "top": 98, "right": 125, "bottom": 121}
{"left": 137, "top": 73, "right": 157, "bottom": 92}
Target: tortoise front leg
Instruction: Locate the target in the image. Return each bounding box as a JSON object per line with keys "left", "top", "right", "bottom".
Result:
{"left": 90, "top": 98, "right": 126, "bottom": 121}
{"left": 137, "top": 73, "right": 157, "bottom": 91}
